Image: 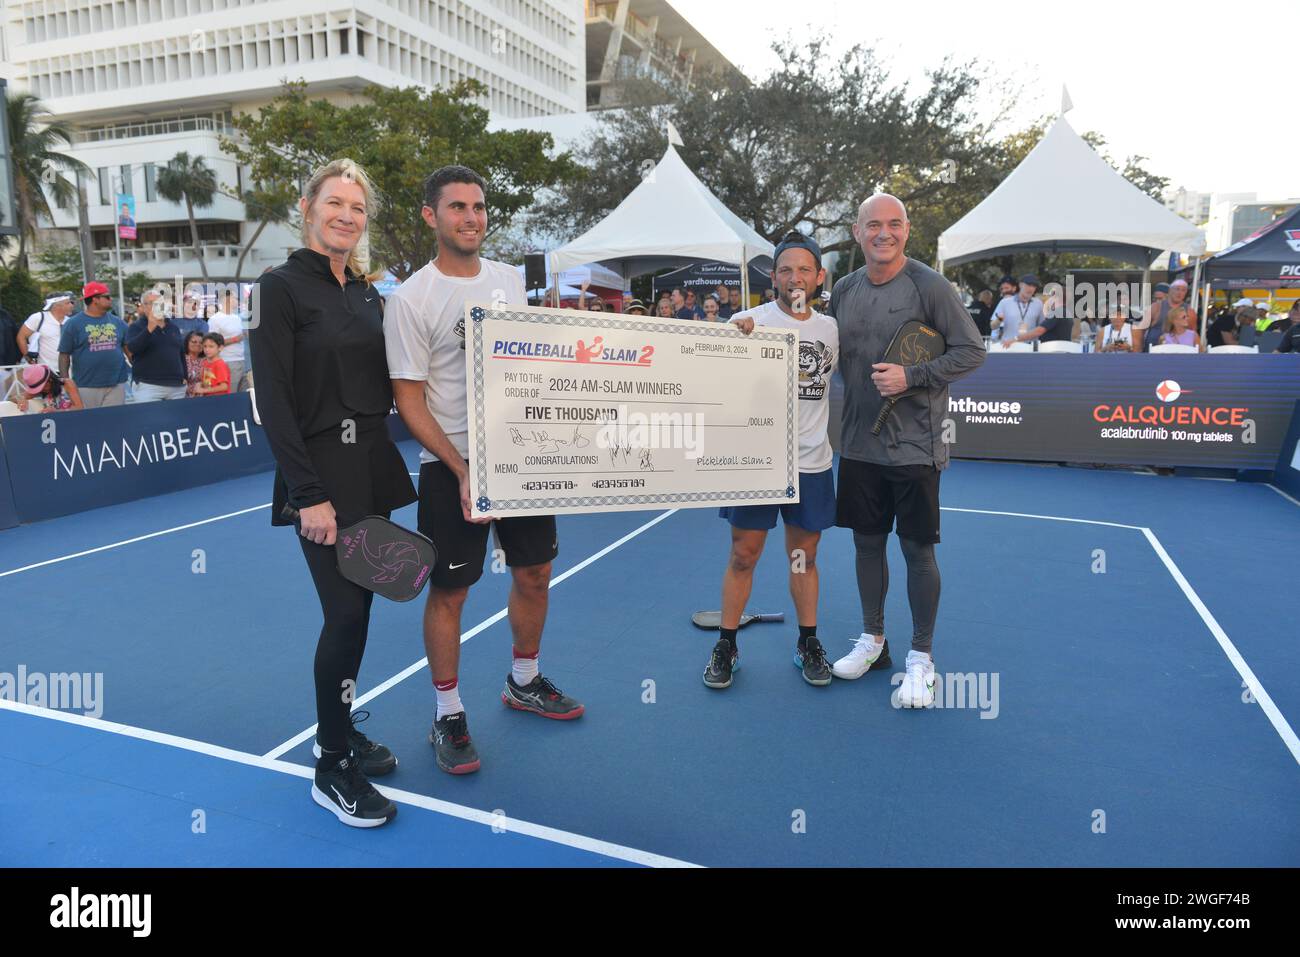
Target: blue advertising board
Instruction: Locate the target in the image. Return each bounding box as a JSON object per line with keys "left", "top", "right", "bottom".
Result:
{"left": 946, "top": 355, "right": 1300, "bottom": 470}
{"left": 0, "top": 393, "right": 273, "bottom": 524}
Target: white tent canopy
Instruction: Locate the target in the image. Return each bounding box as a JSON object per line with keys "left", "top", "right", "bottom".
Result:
{"left": 549, "top": 144, "right": 774, "bottom": 279}
{"left": 937, "top": 117, "right": 1205, "bottom": 269}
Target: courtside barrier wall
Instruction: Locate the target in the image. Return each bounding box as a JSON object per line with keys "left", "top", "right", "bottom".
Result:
{"left": 0, "top": 427, "right": 18, "bottom": 530}
{"left": 1271, "top": 399, "right": 1300, "bottom": 500}
{"left": 0, "top": 397, "right": 417, "bottom": 527}
{"left": 0, "top": 357, "right": 1296, "bottom": 527}
{"left": 0, "top": 394, "right": 274, "bottom": 524}
{"left": 945, "top": 355, "right": 1300, "bottom": 469}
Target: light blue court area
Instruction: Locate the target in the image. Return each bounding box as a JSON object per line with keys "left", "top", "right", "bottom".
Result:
{"left": 1, "top": 446, "right": 1298, "bottom": 866}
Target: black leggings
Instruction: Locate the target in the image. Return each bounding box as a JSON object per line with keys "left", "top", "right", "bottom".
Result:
{"left": 853, "top": 531, "right": 940, "bottom": 654}
{"left": 299, "top": 534, "right": 375, "bottom": 753}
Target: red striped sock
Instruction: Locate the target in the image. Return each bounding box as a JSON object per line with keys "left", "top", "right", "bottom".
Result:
{"left": 512, "top": 650, "right": 539, "bottom": 686}
{"left": 434, "top": 677, "right": 463, "bottom": 720}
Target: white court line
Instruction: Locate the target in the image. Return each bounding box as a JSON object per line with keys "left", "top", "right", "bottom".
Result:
{"left": 0, "top": 504, "right": 271, "bottom": 578}
{"left": 941, "top": 505, "right": 1299, "bottom": 766}
{"left": 1142, "top": 528, "right": 1300, "bottom": 766}
{"left": 263, "top": 508, "right": 680, "bottom": 760}
{"left": 1267, "top": 484, "right": 1300, "bottom": 508}
{"left": 0, "top": 698, "right": 696, "bottom": 868}
{"left": 939, "top": 506, "right": 1143, "bottom": 531}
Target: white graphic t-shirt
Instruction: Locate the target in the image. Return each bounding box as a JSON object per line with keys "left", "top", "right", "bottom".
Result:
{"left": 384, "top": 258, "right": 526, "bottom": 463}
{"left": 730, "top": 300, "right": 838, "bottom": 473}
{"left": 207, "top": 311, "right": 245, "bottom": 362}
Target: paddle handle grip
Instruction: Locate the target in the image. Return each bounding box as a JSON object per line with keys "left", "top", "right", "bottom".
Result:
{"left": 871, "top": 399, "right": 896, "bottom": 436}
{"left": 281, "top": 505, "right": 300, "bottom": 523}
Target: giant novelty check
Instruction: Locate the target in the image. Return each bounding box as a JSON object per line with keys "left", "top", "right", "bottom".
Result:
{"left": 465, "top": 303, "right": 798, "bottom": 518}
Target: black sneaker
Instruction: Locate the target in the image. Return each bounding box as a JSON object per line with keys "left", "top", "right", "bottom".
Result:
{"left": 430, "top": 711, "right": 481, "bottom": 775}
{"left": 793, "top": 636, "right": 833, "bottom": 686}
{"left": 311, "top": 753, "right": 397, "bottom": 828}
{"left": 502, "top": 674, "right": 585, "bottom": 719}
{"left": 703, "top": 638, "right": 740, "bottom": 689}
{"left": 312, "top": 710, "right": 397, "bottom": 777}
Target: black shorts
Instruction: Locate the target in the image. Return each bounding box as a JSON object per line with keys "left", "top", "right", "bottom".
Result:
{"left": 417, "top": 460, "right": 558, "bottom": 588}
{"left": 835, "top": 457, "right": 941, "bottom": 544}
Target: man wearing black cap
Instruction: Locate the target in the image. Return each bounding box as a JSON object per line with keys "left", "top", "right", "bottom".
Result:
{"left": 703, "top": 231, "right": 839, "bottom": 690}
{"left": 992, "top": 275, "right": 1045, "bottom": 348}
{"left": 824, "top": 194, "right": 984, "bottom": 708}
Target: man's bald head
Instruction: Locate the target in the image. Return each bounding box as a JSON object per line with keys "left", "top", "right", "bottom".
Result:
{"left": 853, "top": 192, "right": 911, "bottom": 276}
{"left": 857, "top": 193, "right": 909, "bottom": 226}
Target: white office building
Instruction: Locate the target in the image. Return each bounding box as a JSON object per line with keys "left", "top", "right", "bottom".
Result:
{"left": 2, "top": 0, "right": 587, "bottom": 282}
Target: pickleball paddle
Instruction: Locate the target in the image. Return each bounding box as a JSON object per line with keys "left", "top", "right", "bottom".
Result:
{"left": 282, "top": 506, "right": 437, "bottom": 602}
{"left": 691, "top": 610, "right": 785, "bottom": 630}
{"left": 871, "top": 319, "right": 947, "bottom": 436}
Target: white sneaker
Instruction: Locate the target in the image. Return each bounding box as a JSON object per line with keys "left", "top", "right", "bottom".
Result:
{"left": 895, "top": 650, "right": 936, "bottom": 708}
{"left": 831, "top": 634, "right": 890, "bottom": 679}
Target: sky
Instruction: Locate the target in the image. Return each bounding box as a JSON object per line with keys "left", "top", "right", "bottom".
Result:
{"left": 673, "top": 0, "right": 1296, "bottom": 201}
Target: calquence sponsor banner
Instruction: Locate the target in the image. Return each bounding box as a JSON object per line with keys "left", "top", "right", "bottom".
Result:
{"left": 946, "top": 355, "right": 1300, "bottom": 469}
{"left": 0, "top": 394, "right": 273, "bottom": 522}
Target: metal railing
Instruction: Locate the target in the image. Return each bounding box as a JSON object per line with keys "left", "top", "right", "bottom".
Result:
{"left": 73, "top": 116, "right": 235, "bottom": 144}
{"left": 95, "top": 243, "right": 243, "bottom": 265}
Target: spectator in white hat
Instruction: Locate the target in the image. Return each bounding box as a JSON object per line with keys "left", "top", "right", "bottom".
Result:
{"left": 17, "top": 292, "right": 75, "bottom": 370}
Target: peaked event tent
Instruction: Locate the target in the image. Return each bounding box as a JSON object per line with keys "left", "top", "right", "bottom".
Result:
{"left": 937, "top": 117, "right": 1205, "bottom": 270}
{"left": 1175, "top": 203, "right": 1300, "bottom": 287}
{"left": 549, "top": 144, "right": 774, "bottom": 298}
{"left": 1173, "top": 202, "right": 1300, "bottom": 340}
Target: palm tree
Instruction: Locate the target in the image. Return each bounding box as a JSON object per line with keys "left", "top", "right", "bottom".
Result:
{"left": 4, "top": 90, "right": 87, "bottom": 270}
{"left": 156, "top": 151, "right": 217, "bottom": 280}
{"left": 233, "top": 182, "right": 295, "bottom": 283}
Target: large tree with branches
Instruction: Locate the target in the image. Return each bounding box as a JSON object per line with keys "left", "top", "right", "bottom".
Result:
{"left": 222, "top": 80, "right": 580, "bottom": 279}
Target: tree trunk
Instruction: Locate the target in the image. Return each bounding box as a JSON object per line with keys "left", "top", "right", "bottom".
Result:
{"left": 233, "top": 219, "right": 268, "bottom": 283}
{"left": 15, "top": 175, "right": 33, "bottom": 270}
{"left": 76, "top": 171, "right": 95, "bottom": 285}
{"left": 186, "top": 195, "right": 208, "bottom": 281}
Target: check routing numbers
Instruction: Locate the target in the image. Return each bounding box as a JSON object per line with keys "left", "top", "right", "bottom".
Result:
{"left": 470, "top": 307, "right": 796, "bottom": 515}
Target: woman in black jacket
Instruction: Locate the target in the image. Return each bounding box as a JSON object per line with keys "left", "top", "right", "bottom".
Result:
{"left": 250, "top": 158, "right": 415, "bottom": 828}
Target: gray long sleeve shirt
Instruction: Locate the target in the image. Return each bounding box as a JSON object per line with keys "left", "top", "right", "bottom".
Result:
{"left": 828, "top": 259, "right": 985, "bottom": 469}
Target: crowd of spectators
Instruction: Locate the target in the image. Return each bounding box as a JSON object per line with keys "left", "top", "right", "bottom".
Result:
{"left": 1, "top": 282, "right": 251, "bottom": 416}
{"left": 967, "top": 274, "right": 1300, "bottom": 354}
{"left": 568, "top": 283, "right": 781, "bottom": 321}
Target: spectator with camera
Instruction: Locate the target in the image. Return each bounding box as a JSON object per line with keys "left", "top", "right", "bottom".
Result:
{"left": 125, "top": 290, "right": 188, "bottom": 402}
{"left": 1096, "top": 307, "right": 1135, "bottom": 352}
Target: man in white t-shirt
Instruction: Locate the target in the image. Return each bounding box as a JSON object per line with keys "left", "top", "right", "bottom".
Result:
{"left": 207, "top": 290, "right": 250, "bottom": 391}
{"left": 18, "top": 292, "right": 75, "bottom": 369}
{"left": 702, "top": 232, "right": 840, "bottom": 691}
{"left": 385, "top": 165, "right": 582, "bottom": 777}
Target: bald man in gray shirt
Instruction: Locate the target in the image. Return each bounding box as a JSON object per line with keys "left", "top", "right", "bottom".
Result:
{"left": 826, "top": 194, "right": 985, "bottom": 707}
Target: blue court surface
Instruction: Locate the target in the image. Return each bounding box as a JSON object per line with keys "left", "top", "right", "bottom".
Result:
{"left": 2, "top": 445, "right": 1298, "bottom": 867}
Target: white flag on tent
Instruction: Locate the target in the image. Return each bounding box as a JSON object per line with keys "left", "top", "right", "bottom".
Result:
{"left": 1060, "top": 85, "right": 1074, "bottom": 115}
{"left": 666, "top": 119, "right": 684, "bottom": 148}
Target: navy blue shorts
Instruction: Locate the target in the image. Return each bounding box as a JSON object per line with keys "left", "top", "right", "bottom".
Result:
{"left": 719, "top": 468, "right": 836, "bottom": 532}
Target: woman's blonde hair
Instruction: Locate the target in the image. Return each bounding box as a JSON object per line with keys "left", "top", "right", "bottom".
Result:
{"left": 300, "top": 157, "right": 379, "bottom": 279}
{"left": 1165, "top": 305, "right": 1189, "bottom": 335}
